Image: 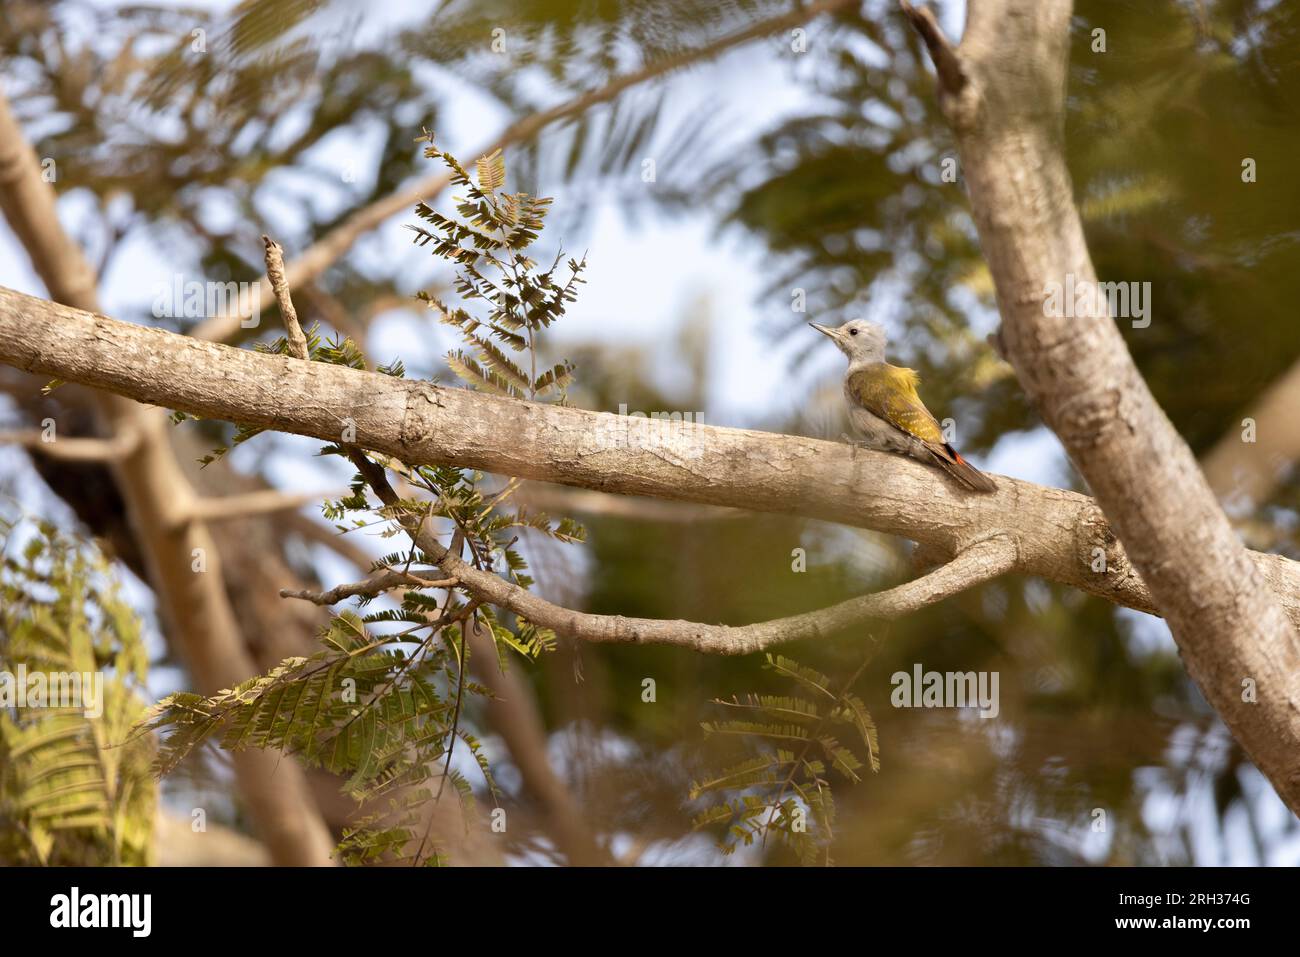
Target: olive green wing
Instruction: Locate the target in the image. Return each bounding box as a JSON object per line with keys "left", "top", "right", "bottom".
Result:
{"left": 846, "top": 364, "right": 944, "bottom": 444}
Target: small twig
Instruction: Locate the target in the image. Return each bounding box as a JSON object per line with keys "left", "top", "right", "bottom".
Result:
{"left": 435, "top": 604, "right": 472, "bottom": 803}
{"left": 280, "top": 570, "right": 458, "bottom": 605}
{"left": 263, "top": 235, "right": 309, "bottom": 360}
{"left": 900, "top": 1, "right": 967, "bottom": 95}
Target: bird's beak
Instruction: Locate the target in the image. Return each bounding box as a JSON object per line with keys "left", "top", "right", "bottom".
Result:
{"left": 809, "top": 322, "right": 839, "bottom": 342}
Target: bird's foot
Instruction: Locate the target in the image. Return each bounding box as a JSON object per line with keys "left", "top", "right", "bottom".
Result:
{"left": 840, "top": 433, "right": 870, "bottom": 457}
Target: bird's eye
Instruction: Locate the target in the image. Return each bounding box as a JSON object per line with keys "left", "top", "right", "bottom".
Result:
{"left": 849, "top": 328, "right": 858, "bottom": 336}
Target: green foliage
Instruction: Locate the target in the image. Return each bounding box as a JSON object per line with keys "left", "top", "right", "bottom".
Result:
{"left": 689, "top": 654, "right": 878, "bottom": 866}
{"left": 142, "top": 441, "right": 587, "bottom": 863}
{"left": 140, "top": 606, "right": 488, "bottom": 865}
{"left": 336, "top": 788, "right": 446, "bottom": 867}
{"left": 0, "top": 515, "right": 156, "bottom": 866}
{"left": 142, "top": 141, "right": 585, "bottom": 864}
{"left": 409, "top": 136, "right": 584, "bottom": 402}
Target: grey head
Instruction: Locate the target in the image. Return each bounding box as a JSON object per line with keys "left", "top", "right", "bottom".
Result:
{"left": 809, "top": 319, "right": 887, "bottom": 365}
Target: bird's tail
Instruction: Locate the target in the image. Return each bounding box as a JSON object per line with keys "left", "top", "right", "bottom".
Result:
{"left": 929, "top": 443, "right": 998, "bottom": 494}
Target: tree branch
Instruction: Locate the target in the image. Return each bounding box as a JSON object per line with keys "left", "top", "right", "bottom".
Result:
{"left": 0, "top": 428, "right": 139, "bottom": 462}
{"left": 348, "top": 448, "right": 1017, "bottom": 654}
{"left": 899, "top": 1, "right": 966, "bottom": 96}
{"left": 1202, "top": 356, "right": 1300, "bottom": 508}
{"left": 435, "top": 519, "right": 1015, "bottom": 654}
{"left": 261, "top": 234, "right": 307, "bottom": 359}
{"left": 280, "top": 569, "right": 457, "bottom": 605}
{"left": 7, "top": 284, "right": 1300, "bottom": 635}
{"left": 903, "top": 0, "right": 1300, "bottom": 814}
{"left": 182, "top": 488, "right": 341, "bottom": 525}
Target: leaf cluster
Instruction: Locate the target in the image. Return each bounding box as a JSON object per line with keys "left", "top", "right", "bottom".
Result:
{"left": 0, "top": 515, "right": 157, "bottom": 866}
{"left": 140, "top": 605, "right": 490, "bottom": 866}
{"left": 410, "top": 137, "right": 584, "bottom": 402}
{"left": 145, "top": 141, "right": 586, "bottom": 863}
{"left": 689, "top": 654, "right": 879, "bottom": 865}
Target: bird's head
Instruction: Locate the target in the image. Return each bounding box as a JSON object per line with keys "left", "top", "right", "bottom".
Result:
{"left": 809, "top": 319, "right": 887, "bottom": 364}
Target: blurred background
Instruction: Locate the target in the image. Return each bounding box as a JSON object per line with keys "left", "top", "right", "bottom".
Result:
{"left": 1, "top": 0, "right": 1299, "bottom": 865}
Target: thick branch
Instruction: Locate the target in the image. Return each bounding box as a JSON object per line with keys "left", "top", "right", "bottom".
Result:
{"left": 904, "top": 0, "right": 1300, "bottom": 812}
{"left": 8, "top": 285, "right": 1300, "bottom": 636}
{"left": 1202, "top": 357, "right": 1300, "bottom": 507}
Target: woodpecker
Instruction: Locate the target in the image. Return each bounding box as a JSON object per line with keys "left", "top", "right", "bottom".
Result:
{"left": 810, "top": 319, "right": 997, "bottom": 493}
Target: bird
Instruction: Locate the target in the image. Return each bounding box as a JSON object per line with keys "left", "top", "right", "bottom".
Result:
{"left": 810, "top": 319, "right": 997, "bottom": 493}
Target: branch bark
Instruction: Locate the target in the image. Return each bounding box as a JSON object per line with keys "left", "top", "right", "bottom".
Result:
{"left": 352, "top": 432, "right": 1018, "bottom": 652}
{"left": 183, "top": 488, "right": 342, "bottom": 524}
{"left": 903, "top": 0, "right": 1300, "bottom": 812}
{"left": 6, "top": 285, "right": 1300, "bottom": 634}
{"left": 281, "top": 570, "right": 458, "bottom": 604}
